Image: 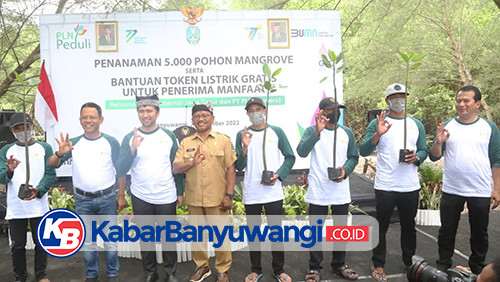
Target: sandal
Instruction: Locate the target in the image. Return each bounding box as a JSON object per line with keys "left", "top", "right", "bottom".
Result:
{"left": 245, "top": 273, "right": 263, "bottom": 282}
{"left": 336, "top": 265, "right": 359, "bottom": 280}
{"left": 370, "top": 266, "right": 387, "bottom": 282}
{"left": 274, "top": 273, "right": 291, "bottom": 282}
{"left": 305, "top": 270, "right": 320, "bottom": 282}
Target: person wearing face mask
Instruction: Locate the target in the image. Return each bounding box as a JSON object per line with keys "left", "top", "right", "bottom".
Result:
{"left": 235, "top": 97, "right": 295, "bottom": 282}
{"left": 297, "top": 98, "right": 359, "bottom": 282}
{"left": 0, "top": 113, "right": 56, "bottom": 282}
{"left": 359, "top": 83, "right": 427, "bottom": 282}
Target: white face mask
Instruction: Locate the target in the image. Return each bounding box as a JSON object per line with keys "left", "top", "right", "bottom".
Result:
{"left": 388, "top": 98, "right": 406, "bottom": 113}
{"left": 248, "top": 112, "right": 266, "bottom": 126}
{"left": 14, "top": 130, "right": 33, "bottom": 143}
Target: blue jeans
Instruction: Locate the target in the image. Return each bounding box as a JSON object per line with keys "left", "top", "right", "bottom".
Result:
{"left": 75, "top": 190, "right": 119, "bottom": 278}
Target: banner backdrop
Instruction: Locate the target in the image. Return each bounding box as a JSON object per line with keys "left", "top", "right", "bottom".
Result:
{"left": 39, "top": 10, "right": 343, "bottom": 175}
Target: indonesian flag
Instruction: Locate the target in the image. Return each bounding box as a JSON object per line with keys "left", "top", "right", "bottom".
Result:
{"left": 35, "top": 61, "right": 58, "bottom": 130}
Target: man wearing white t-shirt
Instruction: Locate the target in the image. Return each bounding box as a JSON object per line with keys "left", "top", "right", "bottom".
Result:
{"left": 360, "top": 84, "right": 427, "bottom": 282}
{"left": 235, "top": 97, "right": 295, "bottom": 282}
{"left": 297, "top": 98, "right": 359, "bottom": 281}
{"left": 0, "top": 112, "right": 56, "bottom": 282}
{"left": 117, "top": 95, "right": 184, "bottom": 282}
{"left": 430, "top": 85, "right": 500, "bottom": 274}
{"left": 49, "top": 102, "right": 123, "bottom": 282}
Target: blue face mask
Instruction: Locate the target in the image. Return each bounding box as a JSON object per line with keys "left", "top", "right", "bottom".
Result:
{"left": 388, "top": 98, "right": 405, "bottom": 113}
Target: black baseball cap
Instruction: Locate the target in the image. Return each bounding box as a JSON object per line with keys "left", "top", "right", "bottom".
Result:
{"left": 245, "top": 97, "right": 266, "bottom": 110}
{"left": 319, "top": 97, "right": 346, "bottom": 110}
{"left": 9, "top": 112, "right": 33, "bottom": 128}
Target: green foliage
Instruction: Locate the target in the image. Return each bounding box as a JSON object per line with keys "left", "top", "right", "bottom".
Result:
{"left": 261, "top": 63, "right": 281, "bottom": 92}
{"left": 118, "top": 191, "right": 134, "bottom": 216}
{"left": 418, "top": 163, "right": 443, "bottom": 210}
{"left": 2, "top": 0, "right": 500, "bottom": 149}
{"left": 176, "top": 202, "right": 189, "bottom": 215}
{"left": 340, "top": 0, "right": 500, "bottom": 141}
{"left": 283, "top": 184, "right": 309, "bottom": 216}
{"left": 409, "top": 85, "right": 456, "bottom": 134}
{"left": 398, "top": 50, "right": 426, "bottom": 72}
{"left": 419, "top": 182, "right": 442, "bottom": 210}
{"left": 320, "top": 50, "right": 345, "bottom": 82}
{"left": 49, "top": 186, "right": 75, "bottom": 211}
{"left": 418, "top": 162, "right": 443, "bottom": 186}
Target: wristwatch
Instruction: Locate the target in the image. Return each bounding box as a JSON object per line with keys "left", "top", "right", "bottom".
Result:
{"left": 55, "top": 151, "right": 64, "bottom": 158}
{"left": 225, "top": 192, "right": 235, "bottom": 200}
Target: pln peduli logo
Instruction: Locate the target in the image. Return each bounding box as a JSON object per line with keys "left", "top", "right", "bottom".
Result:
{"left": 56, "top": 24, "right": 91, "bottom": 50}
{"left": 37, "top": 209, "right": 86, "bottom": 257}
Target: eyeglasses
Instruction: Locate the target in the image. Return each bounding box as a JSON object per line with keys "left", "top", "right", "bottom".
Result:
{"left": 192, "top": 113, "right": 212, "bottom": 120}
{"left": 79, "top": 116, "right": 99, "bottom": 121}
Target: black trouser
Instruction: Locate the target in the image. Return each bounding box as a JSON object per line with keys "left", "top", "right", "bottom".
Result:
{"left": 436, "top": 192, "right": 490, "bottom": 274}
{"left": 371, "top": 189, "right": 419, "bottom": 268}
{"left": 9, "top": 217, "right": 48, "bottom": 282}
{"left": 308, "top": 203, "right": 349, "bottom": 270}
{"left": 245, "top": 200, "right": 284, "bottom": 275}
{"left": 131, "top": 193, "right": 177, "bottom": 276}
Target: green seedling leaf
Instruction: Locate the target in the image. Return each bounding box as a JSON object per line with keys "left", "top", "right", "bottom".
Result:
{"left": 336, "top": 64, "right": 346, "bottom": 73}
{"left": 411, "top": 54, "right": 427, "bottom": 62}
{"left": 410, "top": 62, "right": 422, "bottom": 70}
{"left": 13, "top": 71, "right": 24, "bottom": 84}
{"left": 320, "top": 77, "right": 328, "bottom": 83}
{"left": 272, "top": 68, "right": 282, "bottom": 78}
{"left": 263, "top": 63, "right": 271, "bottom": 77}
{"left": 52, "top": 188, "right": 61, "bottom": 197}
{"left": 398, "top": 51, "right": 410, "bottom": 62}
{"left": 409, "top": 50, "right": 415, "bottom": 58}
{"left": 321, "top": 55, "right": 332, "bottom": 68}
{"left": 328, "top": 50, "right": 337, "bottom": 63}
{"left": 335, "top": 52, "right": 344, "bottom": 64}
{"left": 271, "top": 89, "right": 277, "bottom": 93}
{"left": 264, "top": 81, "right": 272, "bottom": 90}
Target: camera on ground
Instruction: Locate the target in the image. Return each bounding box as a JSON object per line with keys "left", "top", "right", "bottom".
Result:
{"left": 407, "top": 255, "right": 476, "bottom": 282}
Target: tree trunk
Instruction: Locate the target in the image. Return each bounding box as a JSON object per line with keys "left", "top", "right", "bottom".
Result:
{"left": 493, "top": 0, "right": 500, "bottom": 10}
{"left": 441, "top": 0, "right": 492, "bottom": 120}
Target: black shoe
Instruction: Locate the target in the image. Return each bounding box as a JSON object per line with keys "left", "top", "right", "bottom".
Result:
{"left": 85, "top": 277, "right": 99, "bottom": 282}
{"left": 166, "top": 274, "right": 179, "bottom": 282}
{"left": 145, "top": 272, "right": 159, "bottom": 282}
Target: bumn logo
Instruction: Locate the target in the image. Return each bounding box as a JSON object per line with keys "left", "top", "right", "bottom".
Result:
{"left": 37, "top": 209, "right": 86, "bottom": 258}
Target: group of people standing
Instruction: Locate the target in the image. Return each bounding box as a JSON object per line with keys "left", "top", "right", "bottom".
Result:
{"left": 0, "top": 83, "right": 498, "bottom": 282}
